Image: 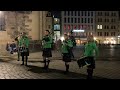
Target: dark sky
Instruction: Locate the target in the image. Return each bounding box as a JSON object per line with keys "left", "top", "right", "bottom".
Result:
{"left": 51, "top": 11, "right": 60, "bottom": 18}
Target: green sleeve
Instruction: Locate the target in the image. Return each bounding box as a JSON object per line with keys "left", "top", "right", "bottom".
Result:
{"left": 93, "top": 43, "right": 99, "bottom": 56}
{"left": 26, "top": 38, "right": 29, "bottom": 47}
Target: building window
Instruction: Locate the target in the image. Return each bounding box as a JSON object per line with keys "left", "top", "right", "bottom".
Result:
{"left": 105, "top": 19, "right": 106, "bottom": 22}
{"left": 78, "top": 12, "right": 80, "bottom": 16}
{"left": 114, "top": 13, "right": 116, "bottom": 16}
{"left": 64, "top": 24, "right": 66, "bottom": 30}
{"left": 97, "top": 25, "right": 102, "bottom": 29}
{"left": 107, "top": 32, "right": 109, "bottom": 36}
{"left": 114, "top": 26, "right": 116, "bottom": 29}
{"left": 68, "top": 17, "right": 70, "bottom": 23}
{"left": 114, "top": 32, "right": 115, "bottom": 36}
{"left": 71, "top": 11, "right": 73, "bottom": 16}
{"left": 68, "top": 11, "right": 70, "bottom": 16}
{"left": 68, "top": 25, "right": 70, "bottom": 30}
{"left": 91, "top": 18, "right": 93, "bottom": 23}
{"left": 64, "top": 18, "right": 66, "bottom": 23}
{"left": 111, "top": 19, "right": 113, "bottom": 22}
{"left": 111, "top": 13, "right": 114, "bottom": 16}
{"left": 91, "top": 12, "right": 93, "bottom": 16}
{"left": 75, "top": 11, "right": 77, "bottom": 16}
{"left": 78, "top": 18, "right": 80, "bottom": 23}
{"left": 100, "top": 32, "right": 102, "bottom": 36}
{"left": 98, "top": 32, "right": 99, "bottom": 36}
{"left": 88, "top": 12, "right": 90, "bottom": 16}
{"left": 75, "top": 18, "right": 77, "bottom": 23}
{"left": 111, "top": 32, "right": 113, "bottom": 36}
{"left": 114, "top": 19, "right": 116, "bottom": 22}
{"left": 111, "top": 26, "right": 113, "bottom": 29}
{"left": 104, "top": 32, "right": 106, "bottom": 36}
{"left": 88, "top": 18, "right": 90, "bottom": 23}
{"left": 85, "top": 18, "right": 87, "bottom": 23}
{"left": 107, "top": 12, "right": 109, "bottom": 16}
{"left": 81, "top": 18, "right": 83, "bottom": 23}
{"left": 100, "top": 12, "right": 102, "bottom": 16}
{"left": 74, "top": 25, "right": 77, "bottom": 29}
{"left": 107, "top": 26, "right": 109, "bottom": 29}
{"left": 71, "top": 18, "right": 73, "bottom": 23}
{"left": 100, "top": 18, "right": 102, "bottom": 22}
{"left": 85, "top": 12, "right": 87, "bottom": 16}
{"left": 107, "top": 19, "right": 109, "bottom": 22}
{"left": 81, "top": 11, "right": 83, "bottom": 16}
{"left": 104, "top": 25, "right": 106, "bottom": 29}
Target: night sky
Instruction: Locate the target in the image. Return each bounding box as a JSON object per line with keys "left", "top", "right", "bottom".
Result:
{"left": 51, "top": 11, "right": 61, "bottom": 18}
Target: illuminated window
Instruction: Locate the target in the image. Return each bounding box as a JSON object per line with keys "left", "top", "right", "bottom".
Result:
{"left": 64, "top": 24, "right": 66, "bottom": 30}
{"left": 78, "top": 25, "right": 80, "bottom": 29}
{"left": 91, "top": 18, "right": 93, "bottom": 23}
{"left": 74, "top": 25, "right": 77, "bottom": 29}
{"left": 97, "top": 25, "right": 102, "bottom": 29}
{"left": 68, "top": 25, "right": 70, "bottom": 30}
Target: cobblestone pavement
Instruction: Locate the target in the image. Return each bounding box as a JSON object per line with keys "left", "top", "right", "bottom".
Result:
{"left": 0, "top": 57, "right": 119, "bottom": 79}
{"left": 0, "top": 45, "right": 119, "bottom": 79}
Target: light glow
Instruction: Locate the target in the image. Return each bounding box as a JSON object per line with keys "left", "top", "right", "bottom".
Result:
{"left": 73, "top": 29, "right": 85, "bottom": 32}
{"left": 61, "top": 36, "right": 64, "bottom": 41}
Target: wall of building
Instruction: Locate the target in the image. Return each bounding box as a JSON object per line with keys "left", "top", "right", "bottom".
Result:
{"left": 95, "top": 11, "right": 119, "bottom": 44}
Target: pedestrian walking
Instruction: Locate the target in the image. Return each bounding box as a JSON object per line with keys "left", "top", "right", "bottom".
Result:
{"left": 19, "top": 32, "right": 29, "bottom": 66}
{"left": 42, "top": 30, "right": 53, "bottom": 70}
{"left": 61, "top": 34, "right": 73, "bottom": 74}
{"left": 83, "top": 35, "right": 98, "bottom": 79}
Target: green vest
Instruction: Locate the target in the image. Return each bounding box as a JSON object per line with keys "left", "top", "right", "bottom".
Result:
{"left": 19, "top": 36, "right": 29, "bottom": 48}
{"left": 42, "top": 35, "right": 52, "bottom": 49}
{"left": 84, "top": 41, "right": 98, "bottom": 57}
{"left": 61, "top": 39, "right": 73, "bottom": 53}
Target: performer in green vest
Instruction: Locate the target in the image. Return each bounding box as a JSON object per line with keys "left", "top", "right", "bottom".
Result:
{"left": 19, "top": 32, "right": 29, "bottom": 66}
{"left": 61, "top": 34, "right": 73, "bottom": 74}
{"left": 42, "top": 30, "right": 53, "bottom": 70}
{"left": 84, "top": 35, "right": 98, "bottom": 79}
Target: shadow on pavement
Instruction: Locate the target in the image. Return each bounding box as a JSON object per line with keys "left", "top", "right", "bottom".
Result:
{"left": 27, "top": 65, "right": 108, "bottom": 79}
